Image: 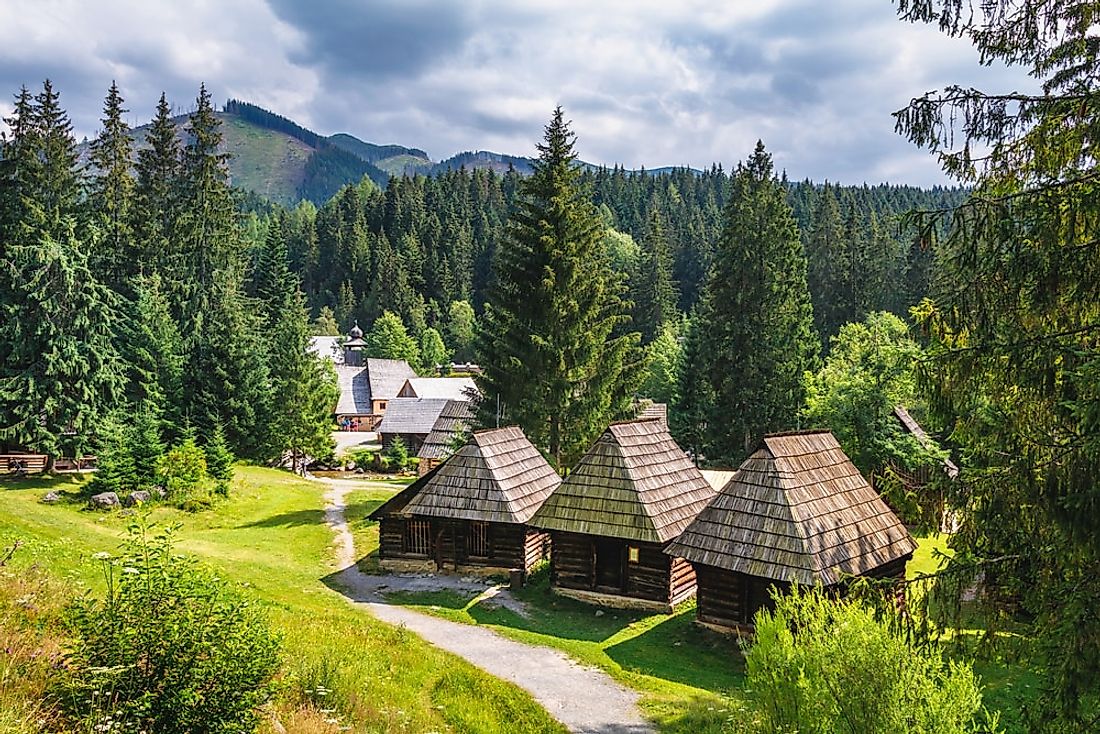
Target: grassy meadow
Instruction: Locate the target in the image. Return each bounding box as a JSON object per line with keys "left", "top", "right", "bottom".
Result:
{"left": 0, "top": 468, "right": 565, "bottom": 734}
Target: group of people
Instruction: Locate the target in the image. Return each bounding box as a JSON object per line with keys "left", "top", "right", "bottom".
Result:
{"left": 338, "top": 416, "right": 366, "bottom": 432}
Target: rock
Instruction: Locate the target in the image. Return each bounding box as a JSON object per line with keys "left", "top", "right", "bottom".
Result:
{"left": 595, "top": 609, "right": 605, "bottom": 617}
{"left": 41, "top": 491, "right": 60, "bottom": 504}
{"left": 152, "top": 486, "right": 167, "bottom": 499}
{"left": 90, "top": 491, "right": 120, "bottom": 510}
{"left": 122, "top": 490, "right": 151, "bottom": 507}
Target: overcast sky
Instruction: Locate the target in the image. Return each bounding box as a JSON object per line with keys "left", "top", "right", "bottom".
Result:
{"left": 0, "top": 0, "right": 1034, "bottom": 186}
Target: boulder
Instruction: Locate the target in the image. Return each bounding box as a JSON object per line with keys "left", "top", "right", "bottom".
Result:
{"left": 90, "top": 491, "right": 120, "bottom": 510}
{"left": 122, "top": 490, "right": 151, "bottom": 507}
{"left": 152, "top": 486, "right": 167, "bottom": 499}
{"left": 41, "top": 491, "right": 61, "bottom": 504}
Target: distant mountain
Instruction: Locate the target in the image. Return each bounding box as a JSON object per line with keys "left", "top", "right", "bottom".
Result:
{"left": 80, "top": 100, "right": 705, "bottom": 205}
{"left": 431, "top": 150, "right": 536, "bottom": 175}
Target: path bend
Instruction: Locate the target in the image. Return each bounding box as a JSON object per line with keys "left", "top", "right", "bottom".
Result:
{"left": 321, "top": 478, "right": 655, "bottom": 734}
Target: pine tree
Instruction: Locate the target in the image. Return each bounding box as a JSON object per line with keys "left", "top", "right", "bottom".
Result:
{"left": 177, "top": 85, "right": 238, "bottom": 322}
{"left": 133, "top": 93, "right": 182, "bottom": 284}
{"left": 633, "top": 206, "right": 678, "bottom": 343}
{"left": 699, "top": 142, "right": 817, "bottom": 462}
{"left": 203, "top": 423, "right": 235, "bottom": 483}
{"left": 87, "top": 82, "right": 136, "bottom": 293}
{"left": 87, "top": 412, "right": 137, "bottom": 495}
{"left": 311, "top": 306, "right": 340, "bottom": 336}
{"left": 475, "top": 107, "right": 643, "bottom": 468}
{"left": 128, "top": 406, "right": 165, "bottom": 489}
{"left": 0, "top": 83, "right": 122, "bottom": 465}
{"left": 805, "top": 183, "right": 850, "bottom": 342}
{"left": 671, "top": 311, "right": 713, "bottom": 463}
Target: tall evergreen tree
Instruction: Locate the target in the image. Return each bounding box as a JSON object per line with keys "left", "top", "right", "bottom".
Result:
{"left": 805, "top": 183, "right": 851, "bottom": 342}
{"left": 133, "top": 93, "right": 182, "bottom": 283}
{"left": 633, "top": 206, "right": 679, "bottom": 344}
{"left": 671, "top": 311, "right": 713, "bottom": 463}
{"left": 0, "top": 82, "right": 121, "bottom": 465}
{"left": 475, "top": 107, "right": 643, "bottom": 468}
{"left": 698, "top": 142, "right": 817, "bottom": 462}
{"left": 178, "top": 85, "right": 237, "bottom": 321}
{"left": 87, "top": 82, "right": 136, "bottom": 293}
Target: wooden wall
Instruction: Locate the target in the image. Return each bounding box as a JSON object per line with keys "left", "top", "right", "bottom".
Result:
{"left": 377, "top": 516, "right": 547, "bottom": 571}
{"left": 549, "top": 531, "right": 695, "bottom": 604}
{"left": 694, "top": 555, "right": 912, "bottom": 631}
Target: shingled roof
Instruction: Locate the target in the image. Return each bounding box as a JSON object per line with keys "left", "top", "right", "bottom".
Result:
{"left": 334, "top": 365, "right": 372, "bottom": 414}
{"left": 418, "top": 399, "right": 475, "bottom": 461}
{"left": 373, "top": 426, "right": 560, "bottom": 523}
{"left": 893, "top": 405, "right": 959, "bottom": 479}
{"left": 366, "top": 359, "right": 417, "bottom": 400}
{"left": 529, "top": 420, "right": 716, "bottom": 544}
{"left": 665, "top": 430, "right": 917, "bottom": 586}
{"left": 375, "top": 398, "right": 450, "bottom": 436}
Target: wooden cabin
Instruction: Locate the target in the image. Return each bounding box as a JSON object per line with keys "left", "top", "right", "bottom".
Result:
{"left": 375, "top": 398, "right": 451, "bottom": 454}
{"left": 666, "top": 430, "right": 918, "bottom": 635}
{"left": 368, "top": 426, "right": 559, "bottom": 575}
{"left": 529, "top": 420, "right": 716, "bottom": 612}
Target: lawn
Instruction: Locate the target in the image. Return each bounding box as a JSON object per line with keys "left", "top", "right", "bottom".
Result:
{"left": 0, "top": 468, "right": 565, "bottom": 734}
{"left": 383, "top": 533, "right": 1041, "bottom": 734}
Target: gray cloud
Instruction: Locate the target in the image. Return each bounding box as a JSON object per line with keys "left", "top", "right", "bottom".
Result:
{"left": 0, "top": 0, "right": 1036, "bottom": 186}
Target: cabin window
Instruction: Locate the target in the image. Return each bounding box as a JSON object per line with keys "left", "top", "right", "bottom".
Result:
{"left": 379, "top": 401, "right": 387, "bottom": 411}
{"left": 404, "top": 519, "right": 431, "bottom": 556}
{"left": 469, "top": 521, "right": 490, "bottom": 558}
{"left": 627, "top": 546, "right": 640, "bottom": 563}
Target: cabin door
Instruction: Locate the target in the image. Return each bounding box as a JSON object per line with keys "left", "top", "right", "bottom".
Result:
{"left": 593, "top": 538, "right": 626, "bottom": 591}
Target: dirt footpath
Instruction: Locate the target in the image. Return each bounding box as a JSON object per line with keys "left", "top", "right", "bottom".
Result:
{"left": 321, "top": 478, "right": 655, "bottom": 734}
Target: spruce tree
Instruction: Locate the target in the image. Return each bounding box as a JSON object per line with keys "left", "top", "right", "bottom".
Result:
{"left": 133, "top": 93, "right": 182, "bottom": 283}
{"left": 475, "top": 107, "right": 643, "bottom": 468}
{"left": 203, "top": 423, "right": 235, "bottom": 483}
{"left": 805, "top": 183, "right": 849, "bottom": 342}
{"left": 671, "top": 311, "right": 713, "bottom": 463}
{"left": 699, "top": 142, "right": 817, "bottom": 462}
{"left": 633, "top": 206, "right": 678, "bottom": 344}
{"left": 128, "top": 406, "right": 165, "bottom": 489}
{"left": 0, "top": 83, "right": 121, "bottom": 465}
{"left": 87, "top": 82, "right": 136, "bottom": 293}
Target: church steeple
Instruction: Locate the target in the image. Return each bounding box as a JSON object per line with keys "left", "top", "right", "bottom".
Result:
{"left": 344, "top": 320, "right": 367, "bottom": 366}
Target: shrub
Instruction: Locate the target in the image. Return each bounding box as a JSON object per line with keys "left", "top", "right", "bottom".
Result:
{"left": 385, "top": 437, "right": 409, "bottom": 472}
{"left": 203, "top": 423, "right": 235, "bottom": 484}
{"left": 159, "top": 437, "right": 208, "bottom": 496}
{"left": 62, "top": 523, "right": 281, "bottom": 733}
{"left": 743, "top": 586, "right": 998, "bottom": 734}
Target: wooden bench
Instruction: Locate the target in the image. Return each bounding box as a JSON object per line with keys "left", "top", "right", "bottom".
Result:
{"left": 0, "top": 454, "right": 49, "bottom": 474}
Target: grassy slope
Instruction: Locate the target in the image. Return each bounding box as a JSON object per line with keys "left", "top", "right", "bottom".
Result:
{"left": 218, "top": 115, "right": 313, "bottom": 204}
{"left": 0, "top": 469, "right": 564, "bottom": 734}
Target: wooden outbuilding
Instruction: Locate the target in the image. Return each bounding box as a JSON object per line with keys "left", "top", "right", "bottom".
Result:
{"left": 665, "top": 430, "right": 918, "bottom": 634}
{"left": 416, "top": 399, "right": 474, "bottom": 476}
{"left": 368, "top": 426, "right": 559, "bottom": 575}
{"left": 529, "top": 420, "right": 716, "bottom": 612}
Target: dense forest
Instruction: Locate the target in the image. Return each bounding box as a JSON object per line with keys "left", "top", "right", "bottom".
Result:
{"left": 4, "top": 0, "right": 1099, "bottom": 720}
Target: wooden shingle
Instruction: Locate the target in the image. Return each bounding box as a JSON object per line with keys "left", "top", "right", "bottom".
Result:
{"left": 666, "top": 430, "right": 917, "bottom": 586}
{"left": 379, "top": 426, "right": 560, "bottom": 524}
{"left": 529, "top": 420, "right": 716, "bottom": 543}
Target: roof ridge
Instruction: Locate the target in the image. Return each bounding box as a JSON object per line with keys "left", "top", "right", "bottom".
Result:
{"left": 763, "top": 447, "right": 814, "bottom": 559}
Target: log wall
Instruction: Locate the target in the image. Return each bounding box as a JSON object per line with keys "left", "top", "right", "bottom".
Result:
{"left": 377, "top": 517, "right": 547, "bottom": 572}
{"left": 549, "top": 531, "right": 691, "bottom": 604}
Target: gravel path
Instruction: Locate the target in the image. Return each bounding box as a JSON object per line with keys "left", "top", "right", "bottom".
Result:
{"left": 321, "top": 478, "right": 655, "bottom": 734}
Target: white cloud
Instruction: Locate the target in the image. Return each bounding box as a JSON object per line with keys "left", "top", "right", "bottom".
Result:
{"left": 0, "top": 0, "right": 1036, "bottom": 185}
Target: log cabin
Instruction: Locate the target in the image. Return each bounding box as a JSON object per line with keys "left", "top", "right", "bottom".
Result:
{"left": 368, "top": 426, "right": 558, "bottom": 576}
{"left": 665, "top": 430, "right": 917, "bottom": 635}
{"left": 529, "top": 419, "right": 716, "bottom": 612}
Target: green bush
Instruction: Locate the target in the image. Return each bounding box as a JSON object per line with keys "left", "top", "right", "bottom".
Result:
{"left": 385, "top": 436, "right": 409, "bottom": 472}
{"left": 743, "top": 586, "right": 998, "bottom": 734}
{"left": 62, "top": 523, "right": 281, "bottom": 733}
{"left": 158, "top": 437, "right": 208, "bottom": 496}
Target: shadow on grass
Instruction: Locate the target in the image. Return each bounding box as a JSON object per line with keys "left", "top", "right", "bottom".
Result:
{"left": 344, "top": 497, "right": 387, "bottom": 523}
{"left": 605, "top": 612, "right": 744, "bottom": 692}
{"left": 239, "top": 508, "right": 326, "bottom": 529}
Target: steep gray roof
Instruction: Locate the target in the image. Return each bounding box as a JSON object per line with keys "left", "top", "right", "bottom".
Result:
{"left": 666, "top": 431, "right": 918, "bottom": 586}
{"left": 418, "top": 400, "right": 475, "bottom": 460}
{"left": 394, "top": 426, "right": 561, "bottom": 523}
{"left": 529, "top": 420, "right": 716, "bottom": 544}
{"left": 376, "top": 398, "right": 450, "bottom": 436}
{"left": 309, "top": 336, "right": 343, "bottom": 363}
{"left": 334, "top": 365, "right": 372, "bottom": 414}
{"left": 366, "top": 358, "right": 417, "bottom": 400}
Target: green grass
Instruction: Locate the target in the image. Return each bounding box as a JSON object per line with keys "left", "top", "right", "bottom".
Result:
{"left": 218, "top": 114, "right": 313, "bottom": 204}
{"left": 0, "top": 467, "right": 565, "bottom": 734}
